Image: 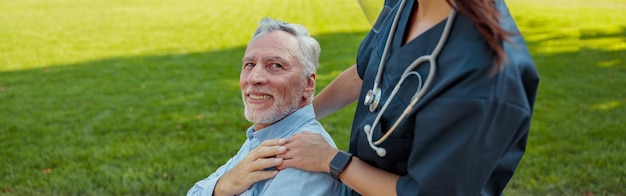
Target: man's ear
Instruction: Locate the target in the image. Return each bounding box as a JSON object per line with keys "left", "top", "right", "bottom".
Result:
{"left": 303, "top": 73, "right": 316, "bottom": 98}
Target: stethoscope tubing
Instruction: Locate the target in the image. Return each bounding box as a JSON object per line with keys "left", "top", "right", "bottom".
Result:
{"left": 371, "top": 0, "right": 407, "bottom": 94}
{"left": 363, "top": 1, "right": 457, "bottom": 156}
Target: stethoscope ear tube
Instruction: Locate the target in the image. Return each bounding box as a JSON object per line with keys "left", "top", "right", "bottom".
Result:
{"left": 364, "top": 124, "right": 387, "bottom": 157}
{"left": 363, "top": 4, "right": 458, "bottom": 157}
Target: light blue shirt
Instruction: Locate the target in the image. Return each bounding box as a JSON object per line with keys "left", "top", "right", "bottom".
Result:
{"left": 187, "top": 104, "right": 345, "bottom": 196}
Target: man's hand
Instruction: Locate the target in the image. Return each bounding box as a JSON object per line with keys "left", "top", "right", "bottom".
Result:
{"left": 213, "top": 139, "right": 288, "bottom": 196}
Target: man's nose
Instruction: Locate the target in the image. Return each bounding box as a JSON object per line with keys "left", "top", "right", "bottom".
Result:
{"left": 247, "top": 65, "right": 268, "bottom": 85}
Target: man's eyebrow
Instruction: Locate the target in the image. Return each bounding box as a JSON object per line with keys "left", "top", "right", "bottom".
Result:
{"left": 242, "top": 56, "right": 255, "bottom": 61}
{"left": 242, "top": 56, "right": 286, "bottom": 62}
{"left": 263, "top": 56, "right": 286, "bottom": 62}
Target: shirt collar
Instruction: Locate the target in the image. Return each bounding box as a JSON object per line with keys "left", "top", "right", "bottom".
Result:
{"left": 245, "top": 104, "right": 315, "bottom": 141}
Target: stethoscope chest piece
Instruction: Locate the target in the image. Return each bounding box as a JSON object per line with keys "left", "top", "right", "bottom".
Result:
{"left": 364, "top": 87, "right": 381, "bottom": 112}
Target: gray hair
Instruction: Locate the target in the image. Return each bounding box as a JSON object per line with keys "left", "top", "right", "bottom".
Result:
{"left": 251, "top": 18, "right": 320, "bottom": 77}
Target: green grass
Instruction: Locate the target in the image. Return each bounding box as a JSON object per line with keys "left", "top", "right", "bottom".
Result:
{"left": 0, "top": 0, "right": 624, "bottom": 195}
{"left": 503, "top": 0, "right": 626, "bottom": 195}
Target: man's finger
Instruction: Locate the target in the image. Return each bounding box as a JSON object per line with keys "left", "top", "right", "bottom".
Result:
{"left": 252, "top": 146, "right": 287, "bottom": 159}
{"left": 260, "top": 138, "right": 288, "bottom": 146}
{"left": 247, "top": 170, "right": 280, "bottom": 183}
{"left": 242, "top": 157, "right": 283, "bottom": 172}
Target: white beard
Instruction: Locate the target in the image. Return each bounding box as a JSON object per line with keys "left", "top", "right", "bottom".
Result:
{"left": 242, "top": 87, "right": 301, "bottom": 124}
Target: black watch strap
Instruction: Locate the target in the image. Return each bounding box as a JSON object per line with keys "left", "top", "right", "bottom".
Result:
{"left": 329, "top": 151, "right": 353, "bottom": 181}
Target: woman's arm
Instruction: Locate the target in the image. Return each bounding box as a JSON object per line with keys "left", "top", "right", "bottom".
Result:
{"left": 313, "top": 64, "right": 362, "bottom": 120}
{"left": 339, "top": 156, "right": 399, "bottom": 195}
{"left": 276, "top": 132, "right": 400, "bottom": 196}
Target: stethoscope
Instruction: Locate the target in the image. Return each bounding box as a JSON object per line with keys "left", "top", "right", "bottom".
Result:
{"left": 362, "top": 0, "right": 457, "bottom": 157}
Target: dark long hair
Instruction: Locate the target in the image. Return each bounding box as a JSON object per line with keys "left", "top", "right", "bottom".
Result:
{"left": 447, "top": 0, "right": 509, "bottom": 72}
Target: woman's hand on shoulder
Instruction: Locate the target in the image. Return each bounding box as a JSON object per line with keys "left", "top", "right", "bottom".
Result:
{"left": 275, "top": 132, "right": 338, "bottom": 173}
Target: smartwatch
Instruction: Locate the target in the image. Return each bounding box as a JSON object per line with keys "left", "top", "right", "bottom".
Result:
{"left": 329, "top": 151, "right": 353, "bottom": 181}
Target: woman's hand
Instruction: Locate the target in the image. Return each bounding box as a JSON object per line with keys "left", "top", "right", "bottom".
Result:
{"left": 275, "top": 132, "right": 338, "bottom": 173}
{"left": 277, "top": 132, "right": 400, "bottom": 196}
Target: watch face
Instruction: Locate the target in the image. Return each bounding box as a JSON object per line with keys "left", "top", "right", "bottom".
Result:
{"left": 331, "top": 151, "right": 352, "bottom": 172}
{"left": 330, "top": 151, "right": 352, "bottom": 180}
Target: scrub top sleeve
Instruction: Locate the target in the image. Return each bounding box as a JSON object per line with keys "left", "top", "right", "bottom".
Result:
{"left": 396, "top": 97, "right": 532, "bottom": 195}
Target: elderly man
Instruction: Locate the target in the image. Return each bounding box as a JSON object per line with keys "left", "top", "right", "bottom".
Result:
{"left": 187, "top": 18, "right": 343, "bottom": 196}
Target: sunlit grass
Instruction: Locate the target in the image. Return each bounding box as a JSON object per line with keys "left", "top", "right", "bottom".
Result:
{"left": 0, "top": 0, "right": 370, "bottom": 72}
{"left": 591, "top": 100, "right": 623, "bottom": 111}
{"left": 508, "top": 0, "right": 626, "bottom": 54}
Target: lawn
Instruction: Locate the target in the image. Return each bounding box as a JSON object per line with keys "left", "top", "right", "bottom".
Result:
{"left": 0, "top": 0, "right": 624, "bottom": 195}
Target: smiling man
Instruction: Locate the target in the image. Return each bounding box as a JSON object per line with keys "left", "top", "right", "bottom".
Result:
{"left": 187, "top": 18, "right": 344, "bottom": 196}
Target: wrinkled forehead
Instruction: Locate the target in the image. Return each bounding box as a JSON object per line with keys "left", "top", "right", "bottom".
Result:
{"left": 245, "top": 31, "right": 300, "bottom": 57}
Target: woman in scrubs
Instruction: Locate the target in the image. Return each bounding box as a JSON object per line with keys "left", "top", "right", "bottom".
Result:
{"left": 275, "top": 0, "right": 540, "bottom": 195}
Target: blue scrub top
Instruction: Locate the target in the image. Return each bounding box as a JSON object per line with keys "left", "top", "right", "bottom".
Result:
{"left": 351, "top": 0, "right": 539, "bottom": 195}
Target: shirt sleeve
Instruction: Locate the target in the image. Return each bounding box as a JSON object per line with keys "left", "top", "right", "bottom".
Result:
{"left": 186, "top": 157, "right": 236, "bottom": 196}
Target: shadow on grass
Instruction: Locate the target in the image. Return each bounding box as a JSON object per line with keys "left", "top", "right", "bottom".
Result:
{"left": 580, "top": 26, "right": 626, "bottom": 41}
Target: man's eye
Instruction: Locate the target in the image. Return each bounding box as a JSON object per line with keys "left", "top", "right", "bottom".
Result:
{"left": 271, "top": 63, "right": 282, "bottom": 68}
{"left": 244, "top": 63, "right": 255, "bottom": 68}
